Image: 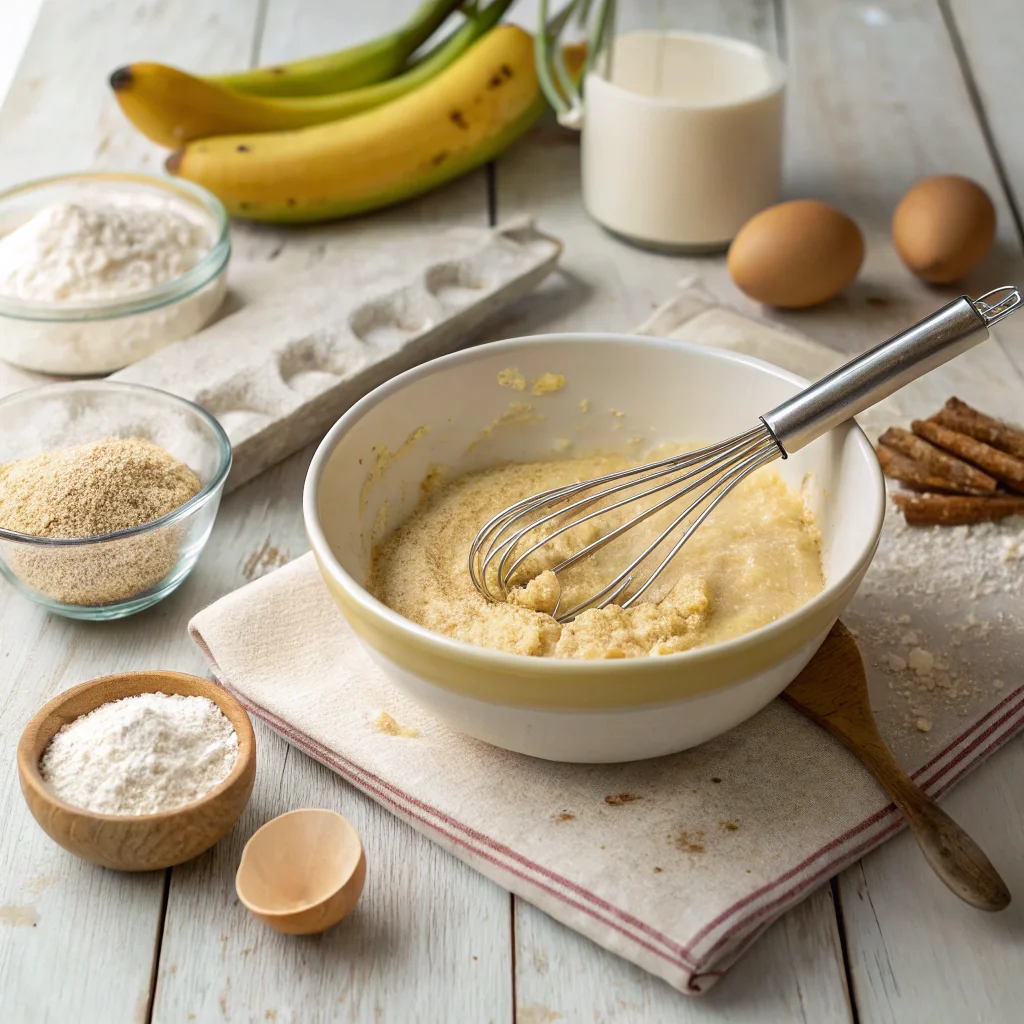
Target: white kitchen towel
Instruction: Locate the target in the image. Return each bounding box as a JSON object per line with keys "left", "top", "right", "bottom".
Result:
{"left": 189, "top": 286, "right": 1024, "bottom": 994}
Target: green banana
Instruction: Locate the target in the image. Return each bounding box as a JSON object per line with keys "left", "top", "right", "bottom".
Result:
{"left": 112, "top": 0, "right": 513, "bottom": 147}
{"left": 209, "top": 0, "right": 463, "bottom": 97}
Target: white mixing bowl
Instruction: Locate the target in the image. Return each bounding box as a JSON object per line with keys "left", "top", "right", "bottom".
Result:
{"left": 304, "top": 334, "right": 885, "bottom": 762}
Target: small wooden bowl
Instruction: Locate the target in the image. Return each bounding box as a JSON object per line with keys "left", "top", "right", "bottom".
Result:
{"left": 235, "top": 809, "right": 366, "bottom": 935}
{"left": 17, "top": 670, "right": 256, "bottom": 872}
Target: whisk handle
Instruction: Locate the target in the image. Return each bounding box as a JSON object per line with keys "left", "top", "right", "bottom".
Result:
{"left": 761, "top": 287, "right": 1021, "bottom": 454}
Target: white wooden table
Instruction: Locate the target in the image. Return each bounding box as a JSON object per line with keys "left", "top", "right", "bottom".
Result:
{"left": 2, "top": 2, "right": 1023, "bottom": 1021}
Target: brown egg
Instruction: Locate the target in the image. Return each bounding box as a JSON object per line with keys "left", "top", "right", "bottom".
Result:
{"left": 892, "top": 175, "right": 996, "bottom": 283}
{"left": 727, "top": 200, "right": 865, "bottom": 309}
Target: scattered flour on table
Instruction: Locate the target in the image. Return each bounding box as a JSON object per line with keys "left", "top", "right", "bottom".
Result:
{"left": 0, "top": 198, "right": 212, "bottom": 302}
{"left": 39, "top": 692, "right": 238, "bottom": 815}
{"left": 852, "top": 493, "right": 1024, "bottom": 734}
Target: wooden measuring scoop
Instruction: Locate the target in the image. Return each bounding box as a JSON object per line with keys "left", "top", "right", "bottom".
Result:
{"left": 783, "top": 623, "right": 1011, "bottom": 912}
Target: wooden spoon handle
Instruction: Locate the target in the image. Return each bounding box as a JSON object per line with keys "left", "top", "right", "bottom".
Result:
{"left": 845, "top": 736, "right": 1010, "bottom": 911}
{"left": 784, "top": 624, "right": 1010, "bottom": 911}
{"left": 887, "top": 773, "right": 1011, "bottom": 912}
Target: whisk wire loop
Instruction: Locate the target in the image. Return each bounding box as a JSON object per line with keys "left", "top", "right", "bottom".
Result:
{"left": 467, "top": 428, "right": 766, "bottom": 600}
{"left": 524, "top": 431, "right": 774, "bottom": 584}
{"left": 555, "top": 432, "right": 781, "bottom": 620}
{"left": 495, "top": 429, "right": 767, "bottom": 591}
{"left": 619, "top": 442, "right": 781, "bottom": 611}
{"left": 469, "top": 424, "right": 782, "bottom": 621}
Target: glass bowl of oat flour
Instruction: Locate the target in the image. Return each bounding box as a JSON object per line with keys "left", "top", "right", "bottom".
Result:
{"left": 0, "top": 381, "right": 231, "bottom": 619}
{"left": 0, "top": 171, "right": 229, "bottom": 374}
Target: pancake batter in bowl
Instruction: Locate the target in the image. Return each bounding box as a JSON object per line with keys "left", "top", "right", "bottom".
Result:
{"left": 368, "top": 449, "right": 823, "bottom": 659}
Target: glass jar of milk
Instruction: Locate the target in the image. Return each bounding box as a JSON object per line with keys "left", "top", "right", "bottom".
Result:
{"left": 539, "top": 1, "right": 786, "bottom": 252}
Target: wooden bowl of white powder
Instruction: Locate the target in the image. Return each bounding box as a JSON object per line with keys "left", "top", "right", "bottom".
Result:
{"left": 17, "top": 670, "right": 256, "bottom": 871}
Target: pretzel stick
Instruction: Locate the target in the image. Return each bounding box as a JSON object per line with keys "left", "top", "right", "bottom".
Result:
{"left": 932, "top": 397, "right": 1024, "bottom": 460}
{"left": 892, "top": 492, "right": 1024, "bottom": 526}
{"left": 876, "top": 445, "right": 971, "bottom": 493}
{"left": 877, "top": 427, "right": 997, "bottom": 494}
{"left": 911, "top": 419, "right": 1024, "bottom": 492}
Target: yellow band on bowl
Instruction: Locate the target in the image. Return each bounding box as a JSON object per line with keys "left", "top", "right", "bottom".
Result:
{"left": 316, "top": 552, "right": 866, "bottom": 710}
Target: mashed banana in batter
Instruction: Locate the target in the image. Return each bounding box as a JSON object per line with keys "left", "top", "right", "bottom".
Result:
{"left": 368, "top": 449, "right": 823, "bottom": 659}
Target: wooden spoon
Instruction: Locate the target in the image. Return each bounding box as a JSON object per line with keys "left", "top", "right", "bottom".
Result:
{"left": 235, "top": 808, "right": 366, "bottom": 935}
{"left": 783, "top": 622, "right": 1011, "bottom": 912}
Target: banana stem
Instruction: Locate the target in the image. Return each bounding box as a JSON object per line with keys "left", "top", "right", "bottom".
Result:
{"left": 211, "top": 0, "right": 464, "bottom": 97}
{"left": 399, "top": 0, "right": 470, "bottom": 57}
{"left": 358, "top": 0, "right": 516, "bottom": 105}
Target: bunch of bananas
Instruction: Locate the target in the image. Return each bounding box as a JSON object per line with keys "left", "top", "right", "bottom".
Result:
{"left": 111, "top": 0, "right": 582, "bottom": 224}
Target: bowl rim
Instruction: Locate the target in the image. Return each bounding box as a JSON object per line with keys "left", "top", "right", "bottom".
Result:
{"left": 0, "top": 380, "right": 232, "bottom": 546}
{"left": 0, "top": 170, "right": 231, "bottom": 322}
{"left": 17, "top": 670, "right": 256, "bottom": 824}
{"left": 304, "top": 332, "right": 886, "bottom": 676}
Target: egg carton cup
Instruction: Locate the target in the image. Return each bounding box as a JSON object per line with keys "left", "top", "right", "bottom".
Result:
{"left": 0, "top": 217, "right": 562, "bottom": 490}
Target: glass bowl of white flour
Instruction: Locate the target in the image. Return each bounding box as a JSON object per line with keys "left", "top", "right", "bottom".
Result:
{"left": 0, "top": 171, "right": 230, "bottom": 375}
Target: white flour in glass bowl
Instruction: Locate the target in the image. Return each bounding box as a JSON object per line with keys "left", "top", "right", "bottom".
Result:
{"left": 0, "top": 173, "right": 229, "bottom": 375}
{"left": 0, "top": 196, "right": 211, "bottom": 302}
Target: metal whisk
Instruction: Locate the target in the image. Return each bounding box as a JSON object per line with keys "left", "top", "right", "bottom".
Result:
{"left": 469, "top": 287, "right": 1022, "bottom": 622}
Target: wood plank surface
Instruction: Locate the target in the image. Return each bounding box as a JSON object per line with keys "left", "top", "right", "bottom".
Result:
{"left": 0, "top": 589, "right": 167, "bottom": 1023}
{"left": 496, "top": 3, "right": 855, "bottom": 1020}
{"left": 0, "top": 1, "right": 40, "bottom": 106}
{"left": 769, "top": 0, "right": 1024, "bottom": 367}
{"left": 0, "top": 0, "right": 261, "bottom": 185}
{"left": 151, "top": 448, "right": 513, "bottom": 1024}
{"left": 776, "top": 2, "right": 1024, "bottom": 1021}
{"left": 147, "top": 3, "right": 513, "bottom": 1022}
{"left": 0, "top": 1, "right": 509, "bottom": 1022}
{"left": 840, "top": 741, "right": 1024, "bottom": 1024}
{"left": 497, "top": 0, "right": 1024, "bottom": 1020}
{"left": 944, "top": 0, "right": 1024, "bottom": 231}
{"left": 4, "top": 0, "right": 1024, "bottom": 1021}
{"left": 514, "top": 886, "right": 852, "bottom": 1024}
{"left": 0, "top": 3, "right": 260, "bottom": 1021}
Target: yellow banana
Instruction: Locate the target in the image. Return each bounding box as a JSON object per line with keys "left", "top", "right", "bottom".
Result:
{"left": 168, "top": 27, "right": 584, "bottom": 225}
{"left": 208, "top": 0, "right": 461, "bottom": 97}
{"left": 110, "top": 0, "right": 512, "bottom": 148}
